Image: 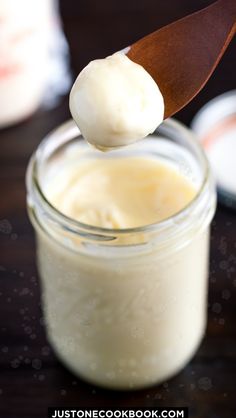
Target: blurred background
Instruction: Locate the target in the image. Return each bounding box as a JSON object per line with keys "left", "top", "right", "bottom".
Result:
{"left": 0, "top": 0, "right": 235, "bottom": 128}
{"left": 0, "top": 1, "right": 236, "bottom": 417}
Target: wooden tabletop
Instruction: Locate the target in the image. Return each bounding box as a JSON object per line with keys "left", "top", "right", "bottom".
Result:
{"left": 0, "top": 1, "right": 236, "bottom": 417}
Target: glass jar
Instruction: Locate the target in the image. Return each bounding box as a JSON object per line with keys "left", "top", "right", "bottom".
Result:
{"left": 191, "top": 90, "right": 236, "bottom": 209}
{"left": 0, "top": 0, "right": 71, "bottom": 128}
{"left": 26, "top": 119, "right": 216, "bottom": 390}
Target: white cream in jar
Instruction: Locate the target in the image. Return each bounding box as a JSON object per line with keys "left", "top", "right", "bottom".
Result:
{"left": 44, "top": 155, "right": 196, "bottom": 229}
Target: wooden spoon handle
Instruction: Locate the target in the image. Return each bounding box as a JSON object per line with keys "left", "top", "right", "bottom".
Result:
{"left": 198, "top": 0, "right": 236, "bottom": 59}
{"left": 128, "top": 0, "right": 236, "bottom": 119}
{"left": 219, "top": 0, "right": 236, "bottom": 23}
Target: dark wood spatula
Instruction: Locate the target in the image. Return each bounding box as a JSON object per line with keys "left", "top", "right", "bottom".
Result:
{"left": 127, "top": 0, "right": 236, "bottom": 119}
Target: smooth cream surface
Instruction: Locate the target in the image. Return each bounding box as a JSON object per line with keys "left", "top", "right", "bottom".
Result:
{"left": 69, "top": 53, "right": 164, "bottom": 149}
{"left": 45, "top": 156, "right": 196, "bottom": 229}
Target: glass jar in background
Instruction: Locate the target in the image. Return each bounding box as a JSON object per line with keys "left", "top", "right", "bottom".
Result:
{"left": 191, "top": 90, "right": 236, "bottom": 209}
{"left": 0, "top": 0, "right": 71, "bottom": 128}
{"left": 26, "top": 119, "right": 216, "bottom": 390}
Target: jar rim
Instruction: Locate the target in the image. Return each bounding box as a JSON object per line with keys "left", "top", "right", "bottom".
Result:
{"left": 27, "top": 118, "right": 212, "bottom": 239}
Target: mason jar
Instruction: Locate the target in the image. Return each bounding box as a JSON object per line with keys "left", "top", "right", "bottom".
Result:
{"left": 26, "top": 118, "right": 216, "bottom": 390}
{"left": 0, "top": 0, "right": 71, "bottom": 128}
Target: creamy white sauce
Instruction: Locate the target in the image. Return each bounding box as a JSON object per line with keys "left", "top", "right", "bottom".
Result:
{"left": 69, "top": 53, "right": 164, "bottom": 149}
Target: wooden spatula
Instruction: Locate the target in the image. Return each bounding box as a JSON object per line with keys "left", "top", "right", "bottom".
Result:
{"left": 127, "top": 0, "right": 236, "bottom": 119}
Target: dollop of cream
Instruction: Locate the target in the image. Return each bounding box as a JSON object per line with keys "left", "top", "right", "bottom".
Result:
{"left": 69, "top": 53, "right": 164, "bottom": 149}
